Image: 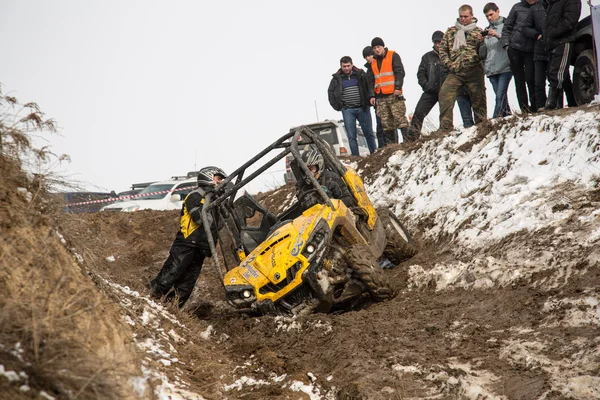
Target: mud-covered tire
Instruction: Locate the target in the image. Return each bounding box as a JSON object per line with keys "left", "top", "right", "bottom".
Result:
{"left": 573, "top": 49, "right": 598, "bottom": 106}
{"left": 377, "top": 208, "right": 417, "bottom": 264}
{"left": 344, "top": 245, "right": 397, "bottom": 302}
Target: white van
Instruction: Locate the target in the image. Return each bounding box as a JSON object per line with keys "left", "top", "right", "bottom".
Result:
{"left": 100, "top": 177, "right": 197, "bottom": 212}
{"left": 283, "top": 120, "right": 371, "bottom": 184}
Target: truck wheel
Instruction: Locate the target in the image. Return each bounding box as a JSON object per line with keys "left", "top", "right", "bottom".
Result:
{"left": 573, "top": 49, "right": 598, "bottom": 106}
{"left": 377, "top": 208, "right": 417, "bottom": 264}
{"left": 344, "top": 245, "right": 396, "bottom": 302}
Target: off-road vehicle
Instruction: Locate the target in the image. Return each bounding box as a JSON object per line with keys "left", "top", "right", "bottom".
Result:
{"left": 572, "top": 15, "right": 599, "bottom": 106}
{"left": 200, "top": 126, "right": 417, "bottom": 315}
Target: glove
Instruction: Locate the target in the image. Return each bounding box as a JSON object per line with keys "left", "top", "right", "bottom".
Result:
{"left": 350, "top": 206, "right": 368, "bottom": 221}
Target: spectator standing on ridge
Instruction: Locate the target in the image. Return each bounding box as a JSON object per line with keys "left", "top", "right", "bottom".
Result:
{"left": 408, "top": 30, "right": 448, "bottom": 139}
{"left": 150, "top": 166, "right": 226, "bottom": 308}
{"left": 502, "top": 0, "right": 537, "bottom": 113}
{"left": 456, "top": 89, "right": 475, "bottom": 127}
{"left": 438, "top": 4, "right": 487, "bottom": 133}
{"left": 368, "top": 37, "right": 411, "bottom": 143}
{"left": 327, "top": 56, "right": 378, "bottom": 156}
{"left": 543, "top": 0, "right": 581, "bottom": 110}
{"left": 522, "top": 0, "right": 548, "bottom": 111}
{"left": 362, "top": 46, "right": 385, "bottom": 148}
{"left": 480, "top": 2, "right": 513, "bottom": 118}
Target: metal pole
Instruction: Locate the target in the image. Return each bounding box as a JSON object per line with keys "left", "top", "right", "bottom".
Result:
{"left": 314, "top": 100, "right": 319, "bottom": 122}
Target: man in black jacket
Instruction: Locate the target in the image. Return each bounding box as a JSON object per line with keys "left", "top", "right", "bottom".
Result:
{"left": 502, "top": 0, "right": 538, "bottom": 113}
{"left": 328, "top": 56, "right": 377, "bottom": 156}
{"left": 295, "top": 150, "right": 354, "bottom": 210}
{"left": 408, "top": 30, "right": 449, "bottom": 140}
{"left": 522, "top": 0, "right": 549, "bottom": 111}
{"left": 150, "top": 167, "right": 226, "bottom": 308}
{"left": 543, "top": 0, "right": 581, "bottom": 109}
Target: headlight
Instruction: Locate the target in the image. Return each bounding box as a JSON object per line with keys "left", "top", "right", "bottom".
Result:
{"left": 242, "top": 290, "right": 252, "bottom": 298}
{"left": 123, "top": 205, "right": 140, "bottom": 212}
{"left": 306, "top": 244, "right": 315, "bottom": 254}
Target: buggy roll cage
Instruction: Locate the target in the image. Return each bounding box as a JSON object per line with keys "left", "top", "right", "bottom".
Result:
{"left": 199, "top": 126, "right": 348, "bottom": 286}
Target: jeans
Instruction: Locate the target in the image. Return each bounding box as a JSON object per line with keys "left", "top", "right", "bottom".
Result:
{"left": 456, "top": 94, "right": 474, "bottom": 128}
{"left": 488, "top": 71, "right": 512, "bottom": 118}
{"left": 342, "top": 107, "right": 377, "bottom": 155}
{"left": 375, "top": 114, "right": 385, "bottom": 148}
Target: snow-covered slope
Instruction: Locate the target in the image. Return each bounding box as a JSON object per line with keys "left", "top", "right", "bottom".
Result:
{"left": 366, "top": 110, "right": 600, "bottom": 247}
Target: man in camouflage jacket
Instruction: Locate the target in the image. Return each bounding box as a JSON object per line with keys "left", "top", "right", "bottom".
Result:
{"left": 438, "top": 4, "right": 488, "bottom": 132}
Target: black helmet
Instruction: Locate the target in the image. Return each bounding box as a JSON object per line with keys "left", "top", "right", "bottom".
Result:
{"left": 301, "top": 150, "right": 324, "bottom": 177}
{"left": 197, "top": 166, "right": 227, "bottom": 188}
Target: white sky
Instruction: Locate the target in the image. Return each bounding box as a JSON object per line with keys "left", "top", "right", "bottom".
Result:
{"left": 0, "top": 0, "right": 591, "bottom": 193}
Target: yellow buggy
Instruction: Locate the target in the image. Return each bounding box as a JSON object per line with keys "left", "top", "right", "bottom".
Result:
{"left": 201, "top": 127, "right": 417, "bottom": 315}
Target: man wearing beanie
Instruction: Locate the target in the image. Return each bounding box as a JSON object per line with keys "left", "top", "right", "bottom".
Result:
{"left": 367, "top": 37, "right": 410, "bottom": 144}
{"left": 327, "top": 56, "right": 378, "bottom": 156}
{"left": 408, "top": 30, "right": 449, "bottom": 140}
{"left": 362, "top": 45, "right": 385, "bottom": 148}
{"left": 438, "top": 4, "right": 488, "bottom": 132}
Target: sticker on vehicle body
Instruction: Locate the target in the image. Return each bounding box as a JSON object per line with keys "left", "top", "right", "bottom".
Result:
{"left": 243, "top": 265, "right": 260, "bottom": 280}
{"left": 230, "top": 278, "right": 237, "bottom": 284}
{"left": 291, "top": 240, "right": 304, "bottom": 256}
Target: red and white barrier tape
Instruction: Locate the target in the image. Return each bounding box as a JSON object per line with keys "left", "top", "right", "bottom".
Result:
{"left": 65, "top": 185, "right": 198, "bottom": 207}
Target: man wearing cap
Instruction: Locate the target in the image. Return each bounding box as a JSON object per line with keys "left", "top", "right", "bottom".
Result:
{"left": 367, "top": 37, "right": 410, "bottom": 144}
{"left": 327, "top": 56, "right": 378, "bottom": 156}
{"left": 438, "top": 4, "right": 487, "bottom": 132}
{"left": 408, "top": 30, "right": 449, "bottom": 140}
{"left": 362, "top": 45, "right": 385, "bottom": 148}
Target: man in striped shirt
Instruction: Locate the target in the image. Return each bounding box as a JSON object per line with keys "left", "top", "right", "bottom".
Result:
{"left": 327, "top": 56, "right": 377, "bottom": 156}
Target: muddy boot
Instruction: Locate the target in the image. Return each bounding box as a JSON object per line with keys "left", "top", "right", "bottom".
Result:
{"left": 383, "top": 130, "right": 397, "bottom": 144}
{"left": 545, "top": 87, "right": 559, "bottom": 110}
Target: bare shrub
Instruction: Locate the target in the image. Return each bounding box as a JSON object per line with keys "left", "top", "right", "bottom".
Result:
{"left": 0, "top": 85, "right": 144, "bottom": 399}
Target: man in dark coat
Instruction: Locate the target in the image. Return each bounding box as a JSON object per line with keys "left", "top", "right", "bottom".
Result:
{"left": 522, "top": 0, "right": 549, "bottom": 110}
{"left": 543, "top": 0, "right": 581, "bottom": 109}
{"left": 150, "top": 167, "right": 226, "bottom": 308}
{"left": 408, "top": 30, "right": 449, "bottom": 140}
{"left": 328, "top": 56, "right": 377, "bottom": 156}
{"left": 502, "top": 0, "right": 538, "bottom": 113}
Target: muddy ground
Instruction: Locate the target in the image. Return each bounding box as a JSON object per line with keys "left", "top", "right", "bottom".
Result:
{"left": 58, "top": 176, "right": 600, "bottom": 399}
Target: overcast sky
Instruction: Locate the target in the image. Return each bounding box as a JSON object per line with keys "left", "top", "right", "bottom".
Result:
{"left": 0, "top": 1, "right": 591, "bottom": 193}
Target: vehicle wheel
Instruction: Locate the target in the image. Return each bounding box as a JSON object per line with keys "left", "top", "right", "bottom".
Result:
{"left": 344, "top": 245, "right": 397, "bottom": 302}
{"left": 573, "top": 49, "right": 598, "bottom": 106}
{"left": 377, "top": 207, "right": 417, "bottom": 264}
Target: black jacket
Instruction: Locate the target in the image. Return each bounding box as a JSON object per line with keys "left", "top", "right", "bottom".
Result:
{"left": 327, "top": 67, "right": 372, "bottom": 111}
{"left": 522, "top": 2, "right": 548, "bottom": 61}
{"left": 543, "top": 0, "right": 581, "bottom": 50}
{"left": 296, "top": 169, "right": 354, "bottom": 210}
{"left": 417, "top": 48, "right": 449, "bottom": 94}
{"left": 367, "top": 48, "right": 406, "bottom": 97}
{"left": 502, "top": 0, "right": 536, "bottom": 52}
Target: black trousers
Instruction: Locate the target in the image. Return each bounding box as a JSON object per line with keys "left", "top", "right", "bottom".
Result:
{"left": 151, "top": 233, "right": 206, "bottom": 307}
{"left": 508, "top": 47, "right": 535, "bottom": 113}
{"left": 409, "top": 91, "right": 438, "bottom": 139}
{"left": 534, "top": 60, "right": 548, "bottom": 111}
{"left": 548, "top": 42, "right": 576, "bottom": 106}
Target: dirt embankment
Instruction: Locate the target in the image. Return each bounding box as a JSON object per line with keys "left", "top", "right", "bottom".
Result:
{"left": 4, "top": 105, "right": 600, "bottom": 399}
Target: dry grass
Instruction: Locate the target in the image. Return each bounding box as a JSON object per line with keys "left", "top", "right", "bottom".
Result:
{"left": 0, "top": 86, "right": 144, "bottom": 399}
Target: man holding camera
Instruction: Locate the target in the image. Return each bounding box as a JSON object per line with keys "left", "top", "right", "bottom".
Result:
{"left": 480, "top": 2, "right": 513, "bottom": 118}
